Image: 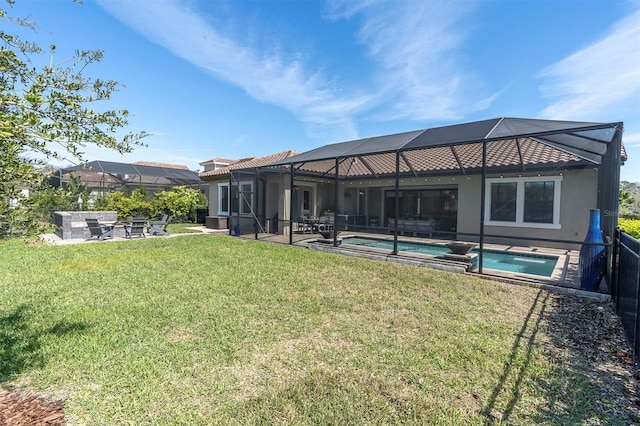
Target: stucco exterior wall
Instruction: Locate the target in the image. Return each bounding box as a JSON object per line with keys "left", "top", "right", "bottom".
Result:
{"left": 456, "top": 169, "right": 598, "bottom": 248}
{"left": 207, "top": 180, "right": 220, "bottom": 217}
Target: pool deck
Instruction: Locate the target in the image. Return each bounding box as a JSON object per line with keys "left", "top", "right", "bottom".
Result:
{"left": 235, "top": 230, "right": 609, "bottom": 299}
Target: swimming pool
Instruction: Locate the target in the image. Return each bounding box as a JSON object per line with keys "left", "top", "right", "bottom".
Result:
{"left": 341, "top": 237, "right": 559, "bottom": 277}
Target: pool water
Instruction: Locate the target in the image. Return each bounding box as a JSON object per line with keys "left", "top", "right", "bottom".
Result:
{"left": 341, "top": 237, "right": 558, "bottom": 277}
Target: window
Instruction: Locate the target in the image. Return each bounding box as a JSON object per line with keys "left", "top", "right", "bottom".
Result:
{"left": 490, "top": 182, "right": 517, "bottom": 222}
{"left": 524, "top": 181, "right": 554, "bottom": 223}
{"left": 240, "top": 183, "right": 253, "bottom": 214}
{"left": 218, "top": 182, "right": 253, "bottom": 215}
{"left": 303, "top": 189, "right": 310, "bottom": 214}
{"left": 485, "top": 176, "right": 561, "bottom": 228}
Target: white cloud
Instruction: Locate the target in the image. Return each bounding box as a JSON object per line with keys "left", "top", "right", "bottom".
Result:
{"left": 331, "top": 0, "right": 492, "bottom": 121}
{"left": 537, "top": 8, "right": 640, "bottom": 120}
{"left": 97, "top": 0, "right": 495, "bottom": 142}
{"left": 96, "top": 0, "right": 369, "bottom": 139}
{"left": 324, "top": 0, "right": 385, "bottom": 21}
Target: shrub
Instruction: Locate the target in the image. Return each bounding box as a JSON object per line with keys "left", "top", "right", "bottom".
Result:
{"left": 93, "top": 190, "right": 151, "bottom": 221}
{"left": 91, "top": 186, "right": 206, "bottom": 223}
{"left": 618, "top": 218, "right": 640, "bottom": 239}
{"left": 151, "top": 186, "right": 207, "bottom": 222}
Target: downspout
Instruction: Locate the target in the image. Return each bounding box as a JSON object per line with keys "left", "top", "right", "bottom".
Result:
{"left": 254, "top": 167, "right": 259, "bottom": 240}
{"left": 334, "top": 157, "right": 339, "bottom": 247}
{"left": 393, "top": 150, "right": 400, "bottom": 255}
{"left": 236, "top": 175, "right": 241, "bottom": 236}
{"left": 259, "top": 167, "right": 267, "bottom": 234}
{"left": 229, "top": 172, "right": 233, "bottom": 236}
{"left": 479, "top": 141, "right": 487, "bottom": 274}
{"left": 289, "top": 164, "right": 294, "bottom": 245}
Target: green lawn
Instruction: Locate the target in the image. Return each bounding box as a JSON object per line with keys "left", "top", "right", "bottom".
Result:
{"left": 0, "top": 234, "right": 635, "bottom": 424}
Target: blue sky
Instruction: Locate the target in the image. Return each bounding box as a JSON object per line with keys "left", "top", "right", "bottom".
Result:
{"left": 8, "top": 0, "right": 640, "bottom": 181}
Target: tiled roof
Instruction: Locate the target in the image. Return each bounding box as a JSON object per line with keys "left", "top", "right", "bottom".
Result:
{"left": 132, "top": 161, "right": 190, "bottom": 170}
{"left": 290, "top": 137, "right": 586, "bottom": 178}
{"left": 199, "top": 150, "right": 300, "bottom": 179}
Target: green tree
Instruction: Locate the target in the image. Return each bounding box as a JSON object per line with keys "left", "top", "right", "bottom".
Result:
{"left": 0, "top": 2, "right": 147, "bottom": 237}
{"left": 29, "top": 185, "right": 71, "bottom": 224}
{"left": 620, "top": 181, "right": 640, "bottom": 217}
{"left": 66, "top": 172, "right": 89, "bottom": 209}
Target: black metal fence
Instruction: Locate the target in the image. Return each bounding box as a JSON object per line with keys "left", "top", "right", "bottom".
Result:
{"left": 611, "top": 229, "right": 640, "bottom": 363}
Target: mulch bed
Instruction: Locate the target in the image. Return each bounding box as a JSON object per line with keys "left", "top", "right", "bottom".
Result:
{"left": 543, "top": 294, "right": 640, "bottom": 423}
{"left": 0, "top": 391, "right": 65, "bottom": 425}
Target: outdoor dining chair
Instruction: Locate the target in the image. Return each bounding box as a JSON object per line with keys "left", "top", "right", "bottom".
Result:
{"left": 296, "top": 217, "right": 312, "bottom": 234}
{"left": 124, "top": 218, "right": 146, "bottom": 239}
{"left": 85, "top": 218, "right": 113, "bottom": 241}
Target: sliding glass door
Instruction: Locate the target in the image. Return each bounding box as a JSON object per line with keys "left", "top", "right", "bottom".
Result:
{"left": 384, "top": 188, "right": 458, "bottom": 232}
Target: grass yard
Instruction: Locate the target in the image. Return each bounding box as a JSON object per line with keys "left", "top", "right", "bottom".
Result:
{"left": 0, "top": 234, "right": 637, "bottom": 424}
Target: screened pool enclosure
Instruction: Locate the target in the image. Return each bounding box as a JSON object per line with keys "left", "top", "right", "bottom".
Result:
{"left": 227, "top": 117, "right": 624, "bottom": 285}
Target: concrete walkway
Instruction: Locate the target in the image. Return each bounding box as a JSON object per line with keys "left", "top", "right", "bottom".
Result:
{"left": 39, "top": 226, "right": 225, "bottom": 245}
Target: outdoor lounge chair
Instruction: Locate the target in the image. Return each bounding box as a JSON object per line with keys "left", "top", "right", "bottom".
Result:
{"left": 147, "top": 214, "right": 168, "bottom": 232}
{"left": 85, "top": 218, "right": 114, "bottom": 241}
{"left": 148, "top": 215, "right": 171, "bottom": 236}
{"left": 124, "top": 218, "right": 146, "bottom": 239}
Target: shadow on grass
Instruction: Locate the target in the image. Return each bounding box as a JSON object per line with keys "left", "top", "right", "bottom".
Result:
{"left": 482, "top": 289, "right": 550, "bottom": 422}
{"left": 483, "top": 290, "right": 639, "bottom": 424}
{"left": 0, "top": 304, "right": 89, "bottom": 383}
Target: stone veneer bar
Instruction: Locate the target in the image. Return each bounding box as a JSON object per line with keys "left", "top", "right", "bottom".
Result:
{"left": 54, "top": 211, "right": 118, "bottom": 240}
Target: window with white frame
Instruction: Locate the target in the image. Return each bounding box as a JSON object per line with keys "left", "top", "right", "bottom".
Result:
{"left": 218, "top": 182, "right": 254, "bottom": 215}
{"left": 485, "top": 176, "right": 561, "bottom": 228}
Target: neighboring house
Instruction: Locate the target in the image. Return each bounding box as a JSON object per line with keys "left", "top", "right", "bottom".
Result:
{"left": 199, "top": 157, "right": 239, "bottom": 173}
{"left": 199, "top": 151, "right": 301, "bottom": 231}
{"left": 57, "top": 160, "right": 202, "bottom": 197}
{"left": 218, "top": 117, "right": 624, "bottom": 251}
{"left": 198, "top": 157, "right": 239, "bottom": 207}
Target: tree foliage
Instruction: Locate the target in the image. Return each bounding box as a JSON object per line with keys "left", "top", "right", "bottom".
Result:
{"left": 620, "top": 181, "right": 640, "bottom": 217}
{"left": 0, "top": 2, "right": 147, "bottom": 237}
{"left": 28, "top": 172, "right": 87, "bottom": 223}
